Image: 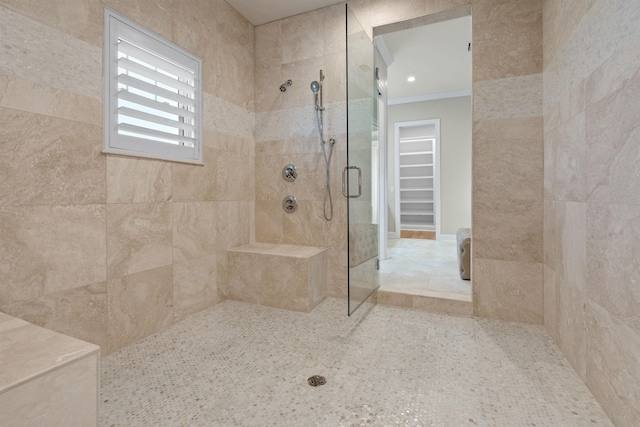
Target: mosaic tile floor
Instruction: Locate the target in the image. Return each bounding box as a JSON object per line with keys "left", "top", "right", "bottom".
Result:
{"left": 380, "top": 238, "right": 472, "bottom": 299}
{"left": 100, "top": 298, "right": 612, "bottom": 427}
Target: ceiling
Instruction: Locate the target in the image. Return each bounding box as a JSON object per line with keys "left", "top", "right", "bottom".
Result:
{"left": 225, "top": 0, "right": 342, "bottom": 26}
{"left": 379, "top": 16, "right": 472, "bottom": 101}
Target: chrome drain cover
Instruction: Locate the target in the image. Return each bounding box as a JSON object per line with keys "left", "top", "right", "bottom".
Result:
{"left": 307, "top": 375, "right": 326, "bottom": 387}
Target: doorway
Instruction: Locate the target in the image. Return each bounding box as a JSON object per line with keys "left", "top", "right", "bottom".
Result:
{"left": 393, "top": 119, "right": 441, "bottom": 239}
{"left": 374, "top": 13, "right": 472, "bottom": 302}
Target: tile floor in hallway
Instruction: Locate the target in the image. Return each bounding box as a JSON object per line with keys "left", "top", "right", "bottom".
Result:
{"left": 380, "top": 238, "right": 471, "bottom": 300}
{"left": 100, "top": 298, "right": 612, "bottom": 427}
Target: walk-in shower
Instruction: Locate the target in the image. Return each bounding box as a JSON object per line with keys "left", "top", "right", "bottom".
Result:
{"left": 311, "top": 70, "right": 335, "bottom": 221}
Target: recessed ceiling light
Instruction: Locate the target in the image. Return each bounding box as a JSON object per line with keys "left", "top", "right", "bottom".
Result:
{"left": 407, "top": 76, "right": 416, "bottom": 82}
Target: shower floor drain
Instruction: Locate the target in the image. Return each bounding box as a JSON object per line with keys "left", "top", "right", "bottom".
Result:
{"left": 307, "top": 375, "right": 326, "bottom": 387}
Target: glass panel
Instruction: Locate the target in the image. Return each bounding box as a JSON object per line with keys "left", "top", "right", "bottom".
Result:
{"left": 346, "top": 4, "right": 379, "bottom": 316}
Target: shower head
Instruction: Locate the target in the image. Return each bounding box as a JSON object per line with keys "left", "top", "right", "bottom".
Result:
{"left": 310, "top": 81, "right": 320, "bottom": 94}
{"left": 280, "top": 79, "right": 292, "bottom": 92}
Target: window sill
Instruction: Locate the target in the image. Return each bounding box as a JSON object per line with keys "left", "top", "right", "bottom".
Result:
{"left": 102, "top": 149, "right": 204, "bottom": 166}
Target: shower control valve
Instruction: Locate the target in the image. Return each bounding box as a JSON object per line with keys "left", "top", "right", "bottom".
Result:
{"left": 282, "top": 164, "right": 297, "bottom": 182}
{"left": 282, "top": 196, "right": 298, "bottom": 213}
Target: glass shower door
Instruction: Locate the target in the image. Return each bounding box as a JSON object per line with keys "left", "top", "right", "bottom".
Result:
{"left": 346, "top": 4, "right": 379, "bottom": 315}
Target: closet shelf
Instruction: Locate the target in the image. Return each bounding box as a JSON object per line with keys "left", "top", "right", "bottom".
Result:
{"left": 399, "top": 151, "right": 433, "bottom": 156}
{"left": 401, "top": 223, "right": 435, "bottom": 228}
{"left": 400, "top": 163, "right": 433, "bottom": 168}
{"left": 401, "top": 211, "right": 434, "bottom": 216}
{"left": 398, "top": 133, "right": 436, "bottom": 232}
{"left": 400, "top": 176, "right": 433, "bottom": 180}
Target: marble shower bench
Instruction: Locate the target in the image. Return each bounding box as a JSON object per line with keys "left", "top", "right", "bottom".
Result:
{"left": 0, "top": 312, "right": 99, "bottom": 426}
{"left": 227, "top": 243, "right": 328, "bottom": 313}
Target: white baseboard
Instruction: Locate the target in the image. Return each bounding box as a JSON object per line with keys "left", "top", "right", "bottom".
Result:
{"left": 437, "top": 233, "right": 457, "bottom": 242}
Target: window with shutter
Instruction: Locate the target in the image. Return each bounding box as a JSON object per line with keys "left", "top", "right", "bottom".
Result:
{"left": 104, "top": 9, "right": 203, "bottom": 164}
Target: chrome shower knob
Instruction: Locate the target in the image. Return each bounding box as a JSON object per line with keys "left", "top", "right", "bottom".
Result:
{"left": 282, "top": 164, "right": 297, "bottom": 182}
{"left": 282, "top": 196, "right": 298, "bottom": 213}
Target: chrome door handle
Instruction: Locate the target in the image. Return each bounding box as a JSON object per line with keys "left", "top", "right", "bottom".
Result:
{"left": 342, "top": 166, "right": 362, "bottom": 198}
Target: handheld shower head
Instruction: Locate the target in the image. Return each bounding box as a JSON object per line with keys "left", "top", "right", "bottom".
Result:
{"left": 311, "top": 79, "right": 323, "bottom": 111}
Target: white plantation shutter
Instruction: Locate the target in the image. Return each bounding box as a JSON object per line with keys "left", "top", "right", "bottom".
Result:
{"left": 104, "top": 9, "right": 203, "bottom": 164}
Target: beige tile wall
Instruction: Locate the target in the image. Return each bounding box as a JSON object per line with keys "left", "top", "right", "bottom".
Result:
{"left": 470, "top": 0, "right": 544, "bottom": 323}
{"left": 543, "top": 1, "right": 640, "bottom": 424}
{"left": 254, "top": 3, "right": 349, "bottom": 299}
{"left": 0, "top": 0, "right": 255, "bottom": 355}
{"left": 255, "top": 1, "right": 545, "bottom": 316}
{"left": 259, "top": 1, "right": 546, "bottom": 323}
{"left": 350, "top": 0, "right": 544, "bottom": 322}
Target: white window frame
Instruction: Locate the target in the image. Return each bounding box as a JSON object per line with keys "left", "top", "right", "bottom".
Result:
{"left": 103, "top": 8, "right": 203, "bottom": 164}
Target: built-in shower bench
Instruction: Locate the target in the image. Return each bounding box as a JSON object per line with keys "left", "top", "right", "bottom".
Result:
{"left": 227, "top": 243, "right": 327, "bottom": 313}
{"left": 0, "top": 312, "right": 99, "bottom": 426}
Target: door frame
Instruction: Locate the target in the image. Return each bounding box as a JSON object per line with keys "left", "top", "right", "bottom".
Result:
{"left": 393, "top": 118, "right": 441, "bottom": 239}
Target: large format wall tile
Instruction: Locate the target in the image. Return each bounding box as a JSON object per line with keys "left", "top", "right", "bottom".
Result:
{"left": 553, "top": 112, "right": 586, "bottom": 202}
{"left": 106, "top": 157, "right": 172, "bottom": 204}
{"left": 0, "top": 282, "right": 108, "bottom": 350}
{"left": 586, "top": 301, "right": 640, "bottom": 426}
{"left": 0, "top": 75, "right": 101, "bottom": 126}
{"left": 107, "top": 265, "right": 174, "bottom": 353}
{"left": 0, "top": 0, "right": 103, "bottom": 46}
{"left": 217, "top": 201, "right": 252, "bottom": 251}
{"left": 587, "top": 203, "right": 640, "bottom": 334}
{"left": 543, "top": 0, "right": 640, "bottom": 422}
{"left": 172, "top": 148, "right": 217, "bottom": 202}
{"left": 0, "top": 108, "right": 105, "bottom": 206}
{"left": 327, "top": 249, "right": 348, "bottom": 299}
{"left": 371, "top": 0, "right": 425, "bottom": 27}
{"left": 323, "top": 52, "right": 347, "bottom": 105}
{"left": 255, "top": 200, "right": 283, "bottom": 243}
{"left": 543, "top": 264, "right": 557, "bottom": 341}
{"left": 170, "top": 0, "right": 218, "bottom": 94}
{"left": 472, "top": 0, "right": 542, "bottom": 81}
{"left": 255, "top": 65, "right": 283, "bottom": 113}
{"left": 473, "top": 258, "right": 543, "bottom": 324}
{"left": 556, "top": 275, "right": 586, "bottom": 379}
{"left": 323, "top": 3, "right": 346, "bottom": 55}
{"left": 586, "top": 42, "right": 640, "bottom": 205}
{"left": 107, "top": 203, "right": 172, "bottom": 279}
{"left": 203, "top": 94, "right": 255, "bottom": 141}
{"left": 105, "top": 0, "right": 174, "bottom": 40}
{"left": 541, "top": 0, "right": 595, "bottom": 69}
{"left": 282, "top": 201, "right": 327, "bottom": 247}
{"left": 325, "top": 199, "right": 348, "bottom": 252}
{"left": 555, "top": 201, "right": 587, "bottom": 286}
{"left": 473, "top": 117, "right": 543, "bottom": 201}
{"left": 543, "top": 0, "right": 640, "bottom": 110}
{"left": 255, "top": 106, "right": 317, "bottom": 142}
{"left": 0, "top": 205, "right": 106, "bottom": 306}
{"left": 473, "top": 74, "right": 542, "bottom": 120}
{"left": 543, "top": 199, "right": 556, "bottom": 269}
{"left": 255, "top": 20, "right": 282, "bottom": 70}
{"left": 281, "top": 10, "right": 323, "bottom": 64}
{"left": 0, "top": 5, "right": 101, "bottom": 100}
{"left": 281, "top": 57, "right": 324, "bottom": 109}
{"left": 473, "top": 198, "right": 543, "bottom": 263}
{"left": 173, "top": 255, "right": 217, "bottom": 322}
{"left": 216, "top": 151, "right": 255, "bottom": 201}
{"left": 215, "top": 0, "right": 254, "bottom": 111}
{"left": 255, "top": 155, "right": 285, "bottom": 201}
{"left": 173, "top": 202, "right": 217, "bottom": 262}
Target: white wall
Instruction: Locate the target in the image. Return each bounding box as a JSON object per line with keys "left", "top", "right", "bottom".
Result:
{"left": 387, "top": 96, "right": 471, "bottom": 235}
